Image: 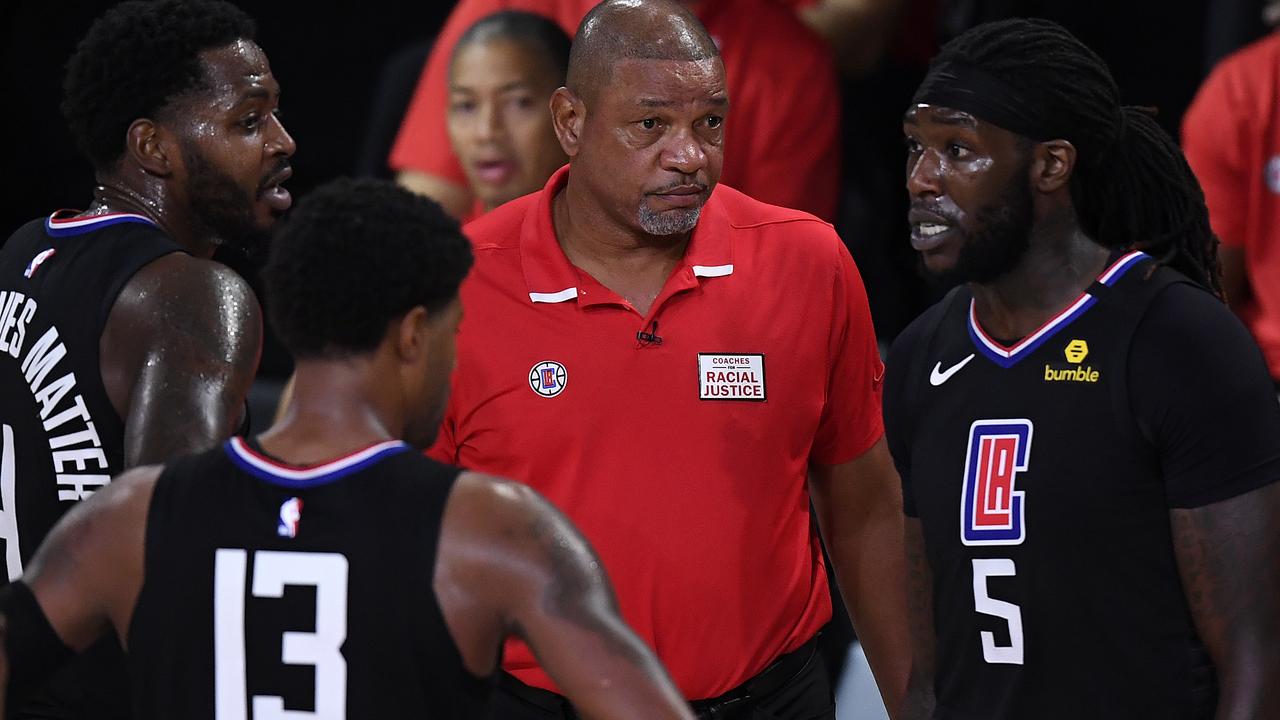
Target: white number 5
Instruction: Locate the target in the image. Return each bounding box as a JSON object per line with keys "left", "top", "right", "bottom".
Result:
{"left": 971, "top": 558, "right": 1023, "bottom": 665}
{"left": 214, "top": 549, "right": 349, "bottom": 719}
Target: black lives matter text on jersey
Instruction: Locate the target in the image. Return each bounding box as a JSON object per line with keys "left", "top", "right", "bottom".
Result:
{"left": 0, "top": 289, "right": 111, "bottom": 505}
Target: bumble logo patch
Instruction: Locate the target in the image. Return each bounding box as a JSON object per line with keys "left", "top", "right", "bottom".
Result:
{"left": 1045, "top": 339, "right": 1100, "bottom": 383}
{"left": 1063, "top": 339, "right": 1089, "bottom": 364}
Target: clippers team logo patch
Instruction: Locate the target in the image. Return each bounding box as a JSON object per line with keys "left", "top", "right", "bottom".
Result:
{"left": 529, "top": 360, "right": 567, "bottom": 398}
{"left": 961, "top": 419, "right": 1032, "bottom": 546}
{"left": 23, "top": 249, "right": 55, "bottom": 278}
{"left": 277, "top": 497, "right": 303, "bottom": 538}
{"left": 698, "top": 353, "right": 766, "bottom": 401}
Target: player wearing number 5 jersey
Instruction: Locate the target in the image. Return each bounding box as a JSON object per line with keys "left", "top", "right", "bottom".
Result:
{"left": 888, "top": 20, "right": 1280, "bottom": 720}
{"left": 0, "top": 179, "right": 693, "bottom": 720}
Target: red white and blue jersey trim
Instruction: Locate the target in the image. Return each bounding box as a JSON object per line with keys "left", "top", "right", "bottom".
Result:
{"left": 45, "top": 210, "right": 157, "bottom": 238}
{"left": 967, "top": 251, "right": 1148, "bottom": 368}
{"left": 225, "top": 436, "right": 409, "bottom": 488}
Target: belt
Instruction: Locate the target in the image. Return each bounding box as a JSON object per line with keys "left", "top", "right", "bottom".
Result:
{"left": 497, "top": 635, "right": 821, "bottom": 719}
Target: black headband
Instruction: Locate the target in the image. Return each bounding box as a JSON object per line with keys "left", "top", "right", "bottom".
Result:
{"left": 912, "top": 60, "right": 1054, "bottom": 141}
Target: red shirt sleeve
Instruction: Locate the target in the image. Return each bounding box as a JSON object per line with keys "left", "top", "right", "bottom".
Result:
{"left": 714, "top": 3, "right": 841, "bottom": 221}
{"left": 810, "top": 237, "right": 885, "bottom": 464}
{"left": 1182, "top": 61, "right": 1250, "bottom": 249}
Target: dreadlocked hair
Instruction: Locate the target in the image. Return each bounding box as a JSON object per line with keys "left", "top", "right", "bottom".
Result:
{"left": 932, "top": 18, "right": 1222, "bottom": 297}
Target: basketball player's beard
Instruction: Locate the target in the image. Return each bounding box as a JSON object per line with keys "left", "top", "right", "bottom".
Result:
{"left": 925, "top": 168, "right": 1035, "bottom": 289}
{"left": 182, "top": 144, "right": 278, "bottom": 261}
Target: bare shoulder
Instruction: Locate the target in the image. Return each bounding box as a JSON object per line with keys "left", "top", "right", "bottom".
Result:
{"left": 439, "top": 472, "right": 609, "bottom": 600}
{"left": 113, "top": 254, "right": 260, "bottom": 336}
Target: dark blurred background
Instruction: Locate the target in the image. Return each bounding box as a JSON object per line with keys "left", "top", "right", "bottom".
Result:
{"left": 2, "top": 0, "right": 1273, "bottom": 375}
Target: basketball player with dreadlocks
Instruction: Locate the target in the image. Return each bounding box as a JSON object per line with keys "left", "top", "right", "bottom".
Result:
{"left": 887, "top": 18, "right": 1280, "bottom": 720}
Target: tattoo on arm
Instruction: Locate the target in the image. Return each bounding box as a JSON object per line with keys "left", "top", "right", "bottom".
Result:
{"left": 526, "top": 510, "right": 650, "bottom": 666}
{"left": 1170, "top": 482, "right": 1280, "bottom": 716}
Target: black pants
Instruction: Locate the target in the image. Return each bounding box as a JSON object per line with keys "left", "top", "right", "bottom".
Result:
{"left": 491, "top": 636, "right": 835, "bottom": 720}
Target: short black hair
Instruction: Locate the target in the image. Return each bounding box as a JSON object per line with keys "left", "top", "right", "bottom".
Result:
{"left": 453, "top": 11, "right": 572, "bottom": 82}
{"left": 62, "top": 0, "right": 256, "bottom": 170}
{"left": 265, "top": 178, "right": 473, "bottom": 359}
{"left": 929, "top": 18, "right": 1221, "bottom": 296}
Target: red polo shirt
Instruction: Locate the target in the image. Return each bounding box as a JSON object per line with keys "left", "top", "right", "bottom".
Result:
{"left": 429, "top": 166, "right": 883, "bottom": 698}
{"left": 1183, "top": 33, "right": 1280, "bottom": 380}
{"left": 388, "top": 0, "right": 840, "bottom": 221}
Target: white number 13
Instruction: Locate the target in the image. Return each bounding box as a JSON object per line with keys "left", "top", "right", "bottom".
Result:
{"left": 215, "top": 549, "right": 349, "bottom": 719}
{"left": 971, "top": 558, "right": 1024, "bottom": 665}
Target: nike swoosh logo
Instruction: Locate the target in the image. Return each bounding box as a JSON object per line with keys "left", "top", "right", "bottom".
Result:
{"left": 929, "top": 354, "right": 975, "bottom": 386}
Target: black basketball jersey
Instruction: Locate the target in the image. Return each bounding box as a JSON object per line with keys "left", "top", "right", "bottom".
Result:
{"left": 127, "top": 437, "right": 493, "bottom": 719}
{"left": 0, "top": 212, "right": 180, "bottom": 579}
{"left": 884, "top": 251, "right": 1280, "bottom": 719}
{"left": 0, "top": 212, "right": 180, "bottom": 720}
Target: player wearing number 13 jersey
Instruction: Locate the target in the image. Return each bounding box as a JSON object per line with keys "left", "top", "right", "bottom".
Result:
{"left": 0, "top": 180, "right": 693, "bottom": 720}
{"left": 888, "top": 20, "right": 1280, "bottom": 720}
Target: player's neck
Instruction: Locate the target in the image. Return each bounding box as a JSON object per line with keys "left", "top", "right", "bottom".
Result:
{"left": 90, "top": 177, "right": 218, "bottom": 258}
{"left": 969, "top": 220, "right": 1109, "bottom": 342}
{"left": 258, "top": 361, "right": 402, "bottom": 466}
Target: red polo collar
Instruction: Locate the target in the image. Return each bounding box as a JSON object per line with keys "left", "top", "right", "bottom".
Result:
{"left": 518, "top": 165, "right": 735, "bottom": 308}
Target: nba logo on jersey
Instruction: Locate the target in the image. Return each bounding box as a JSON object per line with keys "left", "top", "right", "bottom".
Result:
{"left": 961, "top": 419, "right": 1033, "bottom": 546}
{"left": 23, "top": 248, "right": 56, "bottom": 278}
{"left": 277, "top": 497, "right": 303, "bottom": 538}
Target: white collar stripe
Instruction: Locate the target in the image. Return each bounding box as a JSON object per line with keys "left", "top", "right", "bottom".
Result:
{"left": 528, "top": 288, "right": 578, "bottom": 303}
{"left": 227, "top": 437, "right": 407, "bottom": 481}
{"left": 46, "top": 212, "right": 155, "bottom": 229}
{"left": 1098, "top": 250, "right": 1147, "bottom": 285}
{"left": 692, "top": 264, "right": 734, "bottom": 277}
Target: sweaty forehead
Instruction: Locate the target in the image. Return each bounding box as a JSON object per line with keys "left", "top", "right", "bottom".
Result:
{"left": 196, "top": 39, "right": 277, "bottom": 101}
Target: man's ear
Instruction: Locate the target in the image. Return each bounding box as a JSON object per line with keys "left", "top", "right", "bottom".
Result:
{"left": 550, "top": 87, "right": 585, "bottom": 158}
{"left": 1031, "top": 139, "right": 1076, "bottom": 194}
{"left": 394, "top": 306, "right": 431, "bottom": 362}
{"left": 124, "top": 119, "right": 176, "bottom": 177}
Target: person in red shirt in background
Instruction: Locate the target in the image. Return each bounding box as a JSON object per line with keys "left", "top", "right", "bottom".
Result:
{"left": 1183, "top": 32, "right": 1280, "bottom": 389}
{"left": 392, "top": 0, "right": 841, "bottom": 222}
{"left": 447, "top": 11, "right": 571, "bottom": 222}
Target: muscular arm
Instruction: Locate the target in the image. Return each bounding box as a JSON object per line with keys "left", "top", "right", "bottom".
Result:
{"left": 809, "top": 438, "right": 910, "bottom": 718}
{"left": 100, "top": 255, "right": 262, "bottom": 467}
{"left": 435, "top": 474, "right": 692, "bottom": 720}
{"left": 901, "top": 517, "right": 935, "bottom": 720}
{"left": 1171, "top": 481, "right": 1280, "bottom": 720}
{"left": 1, "top": 467, "right": 157, "bottom": 709}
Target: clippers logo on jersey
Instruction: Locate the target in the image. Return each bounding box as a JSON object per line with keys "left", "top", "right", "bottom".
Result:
{"left": 277, "top": 497, "right": 303, "bottom": 538}
{"left": 529, "top": 360, "right": 567, "bottom": 398}
{"left": 23, "top": 249, "right": 56, "bottom": 279}
{"left": 961, "top": 419, "right": 1033, "bottom": 546}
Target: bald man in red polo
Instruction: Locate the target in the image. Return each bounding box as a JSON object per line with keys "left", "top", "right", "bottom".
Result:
{"left": 391, "top": 0, "right": 841, "bottom": 222}
{"left": 429, "top": 2, "right": 910, "bottom": 718}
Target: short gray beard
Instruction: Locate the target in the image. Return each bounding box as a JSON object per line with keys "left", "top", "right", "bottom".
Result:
{"left": 638, "top": 205, "right": 700, "bottom": 236}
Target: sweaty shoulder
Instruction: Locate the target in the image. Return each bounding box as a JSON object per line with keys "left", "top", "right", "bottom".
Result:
{"left": 117, "top": 253, "right": 256, "bottom": 317}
